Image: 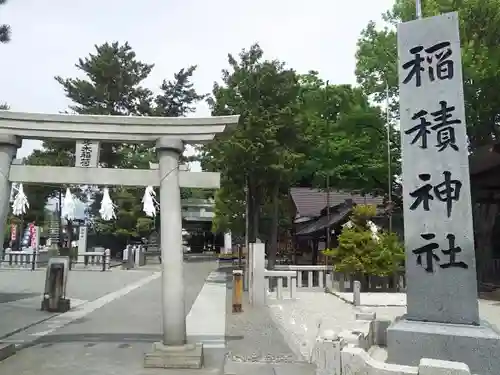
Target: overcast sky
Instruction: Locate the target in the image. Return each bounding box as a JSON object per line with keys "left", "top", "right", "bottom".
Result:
{"left": 0, "top": 0, "right": 394, "bottom": 160}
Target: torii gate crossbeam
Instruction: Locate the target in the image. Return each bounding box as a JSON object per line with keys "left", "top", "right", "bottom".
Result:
{"left": 0, "top": 111, "right": 239, "bottom": 369}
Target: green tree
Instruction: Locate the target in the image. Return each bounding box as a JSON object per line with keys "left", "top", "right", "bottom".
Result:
{"left": 297, "top": 72, "right": 400, "bottom": 200}
{"left": 200, "top": 44, "right": 303, "bottom": 268}
{"left": 0, "top": 0, "right": 11, "bottom": 44}
{"left": 323, "top": 204, "right": 404, "bottom": 277}
{"left": 355, "top": 0, "right": 500, "bottom": 148}
{"left": 26, "top": 42, "right": 206, "bottom": 244}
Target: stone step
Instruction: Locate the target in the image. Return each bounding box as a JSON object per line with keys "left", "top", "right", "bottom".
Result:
{"left": 223, "top": 360, "right": 316, "bottom": 375}
{"left": 367, "top": 345, "right": 388, "bottom": 362}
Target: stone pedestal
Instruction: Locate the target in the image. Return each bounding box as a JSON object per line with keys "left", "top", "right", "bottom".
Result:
{"left": 144, "top": 342, "right": 203, "bottom": 369}
{"left": 387, "top": 318, "right": 500, "bottom": 375}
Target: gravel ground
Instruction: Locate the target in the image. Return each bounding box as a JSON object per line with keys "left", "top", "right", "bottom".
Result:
{"left": 223, "top": 274, "right": 298, "bottom": 364}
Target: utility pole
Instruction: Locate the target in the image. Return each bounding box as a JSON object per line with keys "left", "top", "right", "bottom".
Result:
{"left": 326, "top": 174, "right": 331, "bottom": 249}
{"left": 325, "top": 80, "right": 332, "bottom": 251}
{"left": 385, "top": 82, "right": 393, "bottom": 232}
{"left": 58, "top": 189, "right": 63, "bottom": 248}
{"left": 416, "top": 0, "right": 422, "bottom": 18}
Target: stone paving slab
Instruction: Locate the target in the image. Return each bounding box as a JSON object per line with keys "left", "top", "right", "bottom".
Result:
{"left": 268, "top": 291, "right": 500, "bottom": 362}
{"left": 224, "top": 275, "right": 297, "bottom": 364}
{"left": 0, "top": 342, "right": 226, "bottom": 375}
{"left": 333, "top": 291, "right": 407, "bottom": 306}
{"left": 224, "top": 359, "right": 315, "bottom": 375}
{"left": 0, "top": 269, "right": 157, "bottom": 341}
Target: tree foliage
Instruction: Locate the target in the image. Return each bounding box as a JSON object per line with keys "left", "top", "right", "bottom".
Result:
{"left": 200, "top": 43, "right": 398, "bottom": 266}
{"left": 296, "top": 72, "right": 400, "bottom": 199}
{"left": 200, "top": 44, "right": 303, "bottom": 267}
{"left": 355, "top": 0, "right": 500, "bottom": 149}
{"left": 25, "top": 42, "right": 206, "bottom": 242}
{"left": 0, "top": 0, "right": 11, "bottom": 44}
{"left": 323, "top": 205, "right": 404, "bottom": 276}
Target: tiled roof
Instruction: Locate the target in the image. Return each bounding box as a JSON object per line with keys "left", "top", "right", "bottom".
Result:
{"left": 296, "top": 201, "right": 353, "bottom": 236}
{"left": 290, "top": 187, "right": 384, "bottom": 218}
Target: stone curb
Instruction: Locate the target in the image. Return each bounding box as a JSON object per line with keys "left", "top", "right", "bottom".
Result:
{"left": 326, "top": 289, "right": 406, "bottom": 307}
{"left": 0, "top": 313, "right": 57, "bottom": 341}
{"left": 0, "top": 343, "right": 16, "bottom": 361}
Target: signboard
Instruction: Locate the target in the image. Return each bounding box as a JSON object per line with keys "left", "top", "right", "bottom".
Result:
{"left": 78, "top": 226, "right": 88, "bottom": 263}
{"left": 75, "top": 140, "right": 100, "bottom": 167}
{"left": 397, "top": 12, "right": 478, "bottom": 325}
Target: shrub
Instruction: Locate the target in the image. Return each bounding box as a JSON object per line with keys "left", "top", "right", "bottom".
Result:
{"left": 323, "top": 204, "right": 404, "bottom": 276}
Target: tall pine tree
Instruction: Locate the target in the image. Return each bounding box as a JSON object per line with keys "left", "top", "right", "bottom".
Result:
{"left": 0, "top": 0, "right": 11, "bottom": 44}
{"left": 26, "top": 42, "right": 206, "bottom": 245}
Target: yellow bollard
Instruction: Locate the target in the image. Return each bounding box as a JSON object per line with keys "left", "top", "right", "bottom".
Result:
{"left": 232, "top": 269, "right": 243, "bottom": 313}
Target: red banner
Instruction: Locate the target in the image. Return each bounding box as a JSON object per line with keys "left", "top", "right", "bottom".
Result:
{"left": 29, "top": 223, "right": 36, "bottom": 248}
{"left": 10, "top": 224, "right": 16, "bottom": 242}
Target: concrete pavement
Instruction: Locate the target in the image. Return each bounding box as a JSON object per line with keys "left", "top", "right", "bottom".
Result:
{"left": 0, "top": 261, "right": 304, "bottom": 374}
{"left": 0, "top": 268, "right": 157, "bottom": 340}
{"left": 268, "top": 291, "right": 500, "bottom": 363}
{"left": 0, "top": 261, "right": 223, "bottom": 374}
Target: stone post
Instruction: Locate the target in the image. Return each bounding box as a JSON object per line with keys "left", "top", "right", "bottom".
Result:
{"left": 77, "top": 225, "right": 87, "bottom": 264}
{"left": 0, "top": 135, "right": 20, "bottom": 249}
{"left": 252, "top": 243, "right": 266, "bottom": 306}
{"left": 352, "top": 280, "right": 361, "bottom": 306}
{"left": 144, "top": 137, "right": 203, "bottom": 369}
{"left": 156, "top": 137, "right": 185, "bottom": 345}
{"left": 224, "top": 231, "right": 232, "bottom": 254}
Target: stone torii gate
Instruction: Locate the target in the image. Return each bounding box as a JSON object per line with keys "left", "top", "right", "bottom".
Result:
{"left": 0, "top": 110, "right": 239, "bottom": 368}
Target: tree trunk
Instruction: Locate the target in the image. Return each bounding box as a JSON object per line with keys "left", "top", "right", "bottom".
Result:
{"left": 247, "top": 177, "right": 261, "bottom": 243}
{"left": 473, "top": 201, "right": 498, "bottom": 283}
{"left": 312, "top": 239, "right": 319, "bottom": 265}
{"left": 267, "top": 182, "right": 280, "bottom": 270}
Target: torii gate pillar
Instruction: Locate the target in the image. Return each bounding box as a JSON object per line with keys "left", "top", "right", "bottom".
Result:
{"left": 0, "top": 135, "right": 21, "bottom": 245}
{"left": 144, "top": 137, "right": 204, "bottom": 367}
{"left": 157, "top": 138, "right": 185, "bottom": 345}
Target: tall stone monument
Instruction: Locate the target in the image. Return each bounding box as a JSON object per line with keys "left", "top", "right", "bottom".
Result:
{"left": 386, "top": 12, "right": 500, "bottom": 375}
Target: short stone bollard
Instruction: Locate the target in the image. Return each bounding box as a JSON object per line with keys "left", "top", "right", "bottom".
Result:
{"left": 232, "top": 270, "right": 243, "bottom": 313}
{"left": 310, "top": 330, "right": 345, "bottom": 375}
{"left": 353, "top": 280, "right": 361, "bottom": 306}
{"left": 103, "top": 248, "right": 110, "bottom": 271}
{"left": 41, "top": 256, "right": 71, "bottom": 313}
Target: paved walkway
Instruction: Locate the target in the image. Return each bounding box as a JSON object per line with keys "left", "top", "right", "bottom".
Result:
{"left": 0, "top": 261, "right": 300, "bottom": 374}
{"left": 0, "top": 262, "right": 225, "bottom": 374}
{"left": 268, "top": 291, "right": 500, "bottom": 362}
{"left": 0, "top": 268, "right": 155, "bottom": 340}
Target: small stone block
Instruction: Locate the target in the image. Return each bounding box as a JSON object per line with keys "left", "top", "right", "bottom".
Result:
{"left": 144, "top": 342, "right": 203, "bottom": 369}
{"left": 0, "top": 343, "right": 16, "bottom": 361}
{"left": 356, "top": 311, "right": 376, "bottom": 321}
{"left": 418, "top": 358, "right": 471, "bottom": 375}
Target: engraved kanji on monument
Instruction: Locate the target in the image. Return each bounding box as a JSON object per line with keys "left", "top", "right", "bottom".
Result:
{"left": 398, "top": 12, "right": 478, "bottom": 325}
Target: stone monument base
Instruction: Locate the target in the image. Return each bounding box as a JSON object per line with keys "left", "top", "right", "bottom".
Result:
{"left": 144, "top": 342, "right": 203, "bottom": 369}
{"left": 387, "top": 318, "right": 500, "bottom": 375}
